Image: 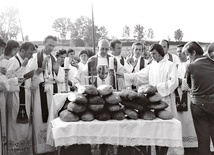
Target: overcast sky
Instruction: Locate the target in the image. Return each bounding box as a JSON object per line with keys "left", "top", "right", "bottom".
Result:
{"left": 1, "top": 0, "right": 214, "bottom": 42}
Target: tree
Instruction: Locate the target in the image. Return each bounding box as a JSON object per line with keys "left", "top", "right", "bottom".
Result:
{"left": 146, "top": 28, "right": 154, "bottom": 40}
{"left": 174, "top": 29, "right": 183, "bottom": 41}
{"left": 98, "top": 26, "right": 108, "bottom": 39}
{"left": 68, "top": 16, "right": 108, "bottom": 47}
{"left": 122, "top": 25, "right": 130, "bottom": 40}
{"left": 52, "top": 17, "right": 71, "bottom": 40}
{"left": 133, "top": 24, "right": 145, "bottom": 41}
{"left": 0, "top": 6, "right": 20, "bottom": 41}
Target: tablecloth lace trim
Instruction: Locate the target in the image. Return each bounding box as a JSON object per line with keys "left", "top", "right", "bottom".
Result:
{"left": 54, "top": 136, "right": 183, "bottom": 147}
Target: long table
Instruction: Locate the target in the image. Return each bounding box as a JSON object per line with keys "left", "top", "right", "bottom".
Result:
{"left": 47, "top": 93, "right": 184, "bottom": 155}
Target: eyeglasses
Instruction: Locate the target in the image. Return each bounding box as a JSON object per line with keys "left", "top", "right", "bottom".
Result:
{"left": 135, "top": 48, "right": 142, "bottom": 51}
{"left": 101, "top": 48, "right": 109, "bottom": 51}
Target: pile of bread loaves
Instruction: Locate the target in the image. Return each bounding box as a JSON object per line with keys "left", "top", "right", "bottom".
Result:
{"left": 59, "top": 84, "right": 173, "bottom": 122}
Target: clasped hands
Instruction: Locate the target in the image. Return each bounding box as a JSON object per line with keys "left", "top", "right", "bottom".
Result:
{"left": 39, "top": 56, "right": 60, "bottom": 74}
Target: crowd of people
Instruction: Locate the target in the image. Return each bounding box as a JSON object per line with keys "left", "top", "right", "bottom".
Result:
{"left": 0, "top": 35, "right": 214, "bottom": 155}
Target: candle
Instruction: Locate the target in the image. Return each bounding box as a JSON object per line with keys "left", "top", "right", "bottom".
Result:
{"left": 64, "top": 57, "right": 70, "bottom": 69}
{"left": 109, "top": 57, "right": 114, "bottom": 69}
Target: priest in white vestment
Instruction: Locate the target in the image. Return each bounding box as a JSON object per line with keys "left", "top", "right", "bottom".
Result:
{"left": 119, "top": 43, "right": 179, "bottom": 118}
{"left": 5, "top": 42, "right": 38, "bottom": 155}
{"left": 83, "top": 39, "right": 120, "bottom": 88}
{"left": 26, "top": 36, "right": 63, "bottom": 154}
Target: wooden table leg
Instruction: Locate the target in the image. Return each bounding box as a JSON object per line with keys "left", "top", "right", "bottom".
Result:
{"left": 159, "top": 147, "right": 168, "bottom": 155}
{"left": 155, "top": 146, "right": 168, "bottom": 155}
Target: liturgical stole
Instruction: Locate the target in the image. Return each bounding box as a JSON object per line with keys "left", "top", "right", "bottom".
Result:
{"left": 37, "top": 51, "right": 58, "bottom": 123}
{"left": 15, "top": 55, "right": 29, "bottom": 124}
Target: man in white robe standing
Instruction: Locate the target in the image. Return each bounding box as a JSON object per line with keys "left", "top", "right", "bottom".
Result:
{"left": 118, "top": 43, "right": 178, "bottom": 118}
{"left": 5, "top": 42, "right": 37, "bottom": 155}
{"left": 84, "top": 39, "right": 118, "bottom": 88}
{"left": 27, "top": 35, "right": 64, "bottom": 154}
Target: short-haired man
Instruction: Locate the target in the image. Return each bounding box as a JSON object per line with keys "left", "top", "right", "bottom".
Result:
{"left": 85, "top": 39, "right": 117, "bottom": 88}
{"left": 130, "top": 42, "right": 148, "bottom": 72}
{"left": 127, "top": 42, "right": 149, "bottom": 90}
{"left": 119, "top": 43, "right": 178, "bottom": 117}
{"left": 27, "top": 35, "right": 62, "bottom": 154}
{"left": 109, "top": 39, "right": 133, "bottom": 90}
{"left": 5, "top": 41, "right": 37, "bottom": 155}
{"left": 159, "top": 39, "right": 180, "bottom": 67}
{"left": 184, "top": 41, "right": 214, "bottom": 155}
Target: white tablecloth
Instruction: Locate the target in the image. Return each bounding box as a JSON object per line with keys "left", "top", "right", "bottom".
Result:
{"left": 47, "top": 93, "right": 184, "bottom": 154}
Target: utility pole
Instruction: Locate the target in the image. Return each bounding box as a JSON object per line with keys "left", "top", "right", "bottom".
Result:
{"left": 91, "top": 1, "right": 96, "bottom": 54}
{"left": 18, "top": 9, "right": 24, "bottom": 41}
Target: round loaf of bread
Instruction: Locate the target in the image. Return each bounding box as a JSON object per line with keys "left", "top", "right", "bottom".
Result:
{"left": 104, "top": 92, "right": 122, "bottom": 105}
{"left": 119, "top": 89, "right": 139, "bottom": 100}
{"left": 96, "top": 112, "right": 111, "bottom": 121}
{"left": 111, "top": 110, "right": 125, "bottom": 120}
{"left": 59, "top": 110, "right": 80, "bottom": 122}
{"left": 78, "top": 85, "right": 98, "bottom": 95}
{"left": 87, "top": 95, "right": 105, "bottom": 105}
{"left": 111, "top": 109, "right": 125, "bottom": 120}
{"left": 68, "top": 93, "right": 88, "bottom": 105}
{"left": 67, "top": 102, "right": 86, "bottom": 113}
{"left": 139, "top": 109, "right": 156, "bottom": 120}
{"left": 81, "top": 111, "right": 95, "bottom": 121}
{"left": 148, "top": 101, "right": 168, "bottom": 110}
{"left": 88, "top": 104, "right": 104, "bottom": 112}
{"left": 138, "top": 85, "right": 156, "bottom": 95}
{"left": 124, "top": 108, "right": 138, "bottom": 120}
{"left": 148, "top": 92, "right": 163, "bottom": 102}
{"left": 155, "top": 109, "right": 173, "bottom": 120}
{"left": 97, "top": 85, "right": 113, "bottom": 96}
{"left": 135, "top": 94, "right": 149, "bottom": 107}
{"left": 121, "top": 100, "right": 144, "bottom": 111}
{"left": 108, "top": 104, "right": 122, "bottom": 112}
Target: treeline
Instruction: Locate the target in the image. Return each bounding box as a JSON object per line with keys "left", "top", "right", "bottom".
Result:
{"left": 33, "top": 39, "right": 210, "bottom": 48}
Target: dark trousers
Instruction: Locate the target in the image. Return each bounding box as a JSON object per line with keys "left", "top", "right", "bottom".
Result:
{"left": 190, "top": 95, "right": 214, "bottom": 155}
